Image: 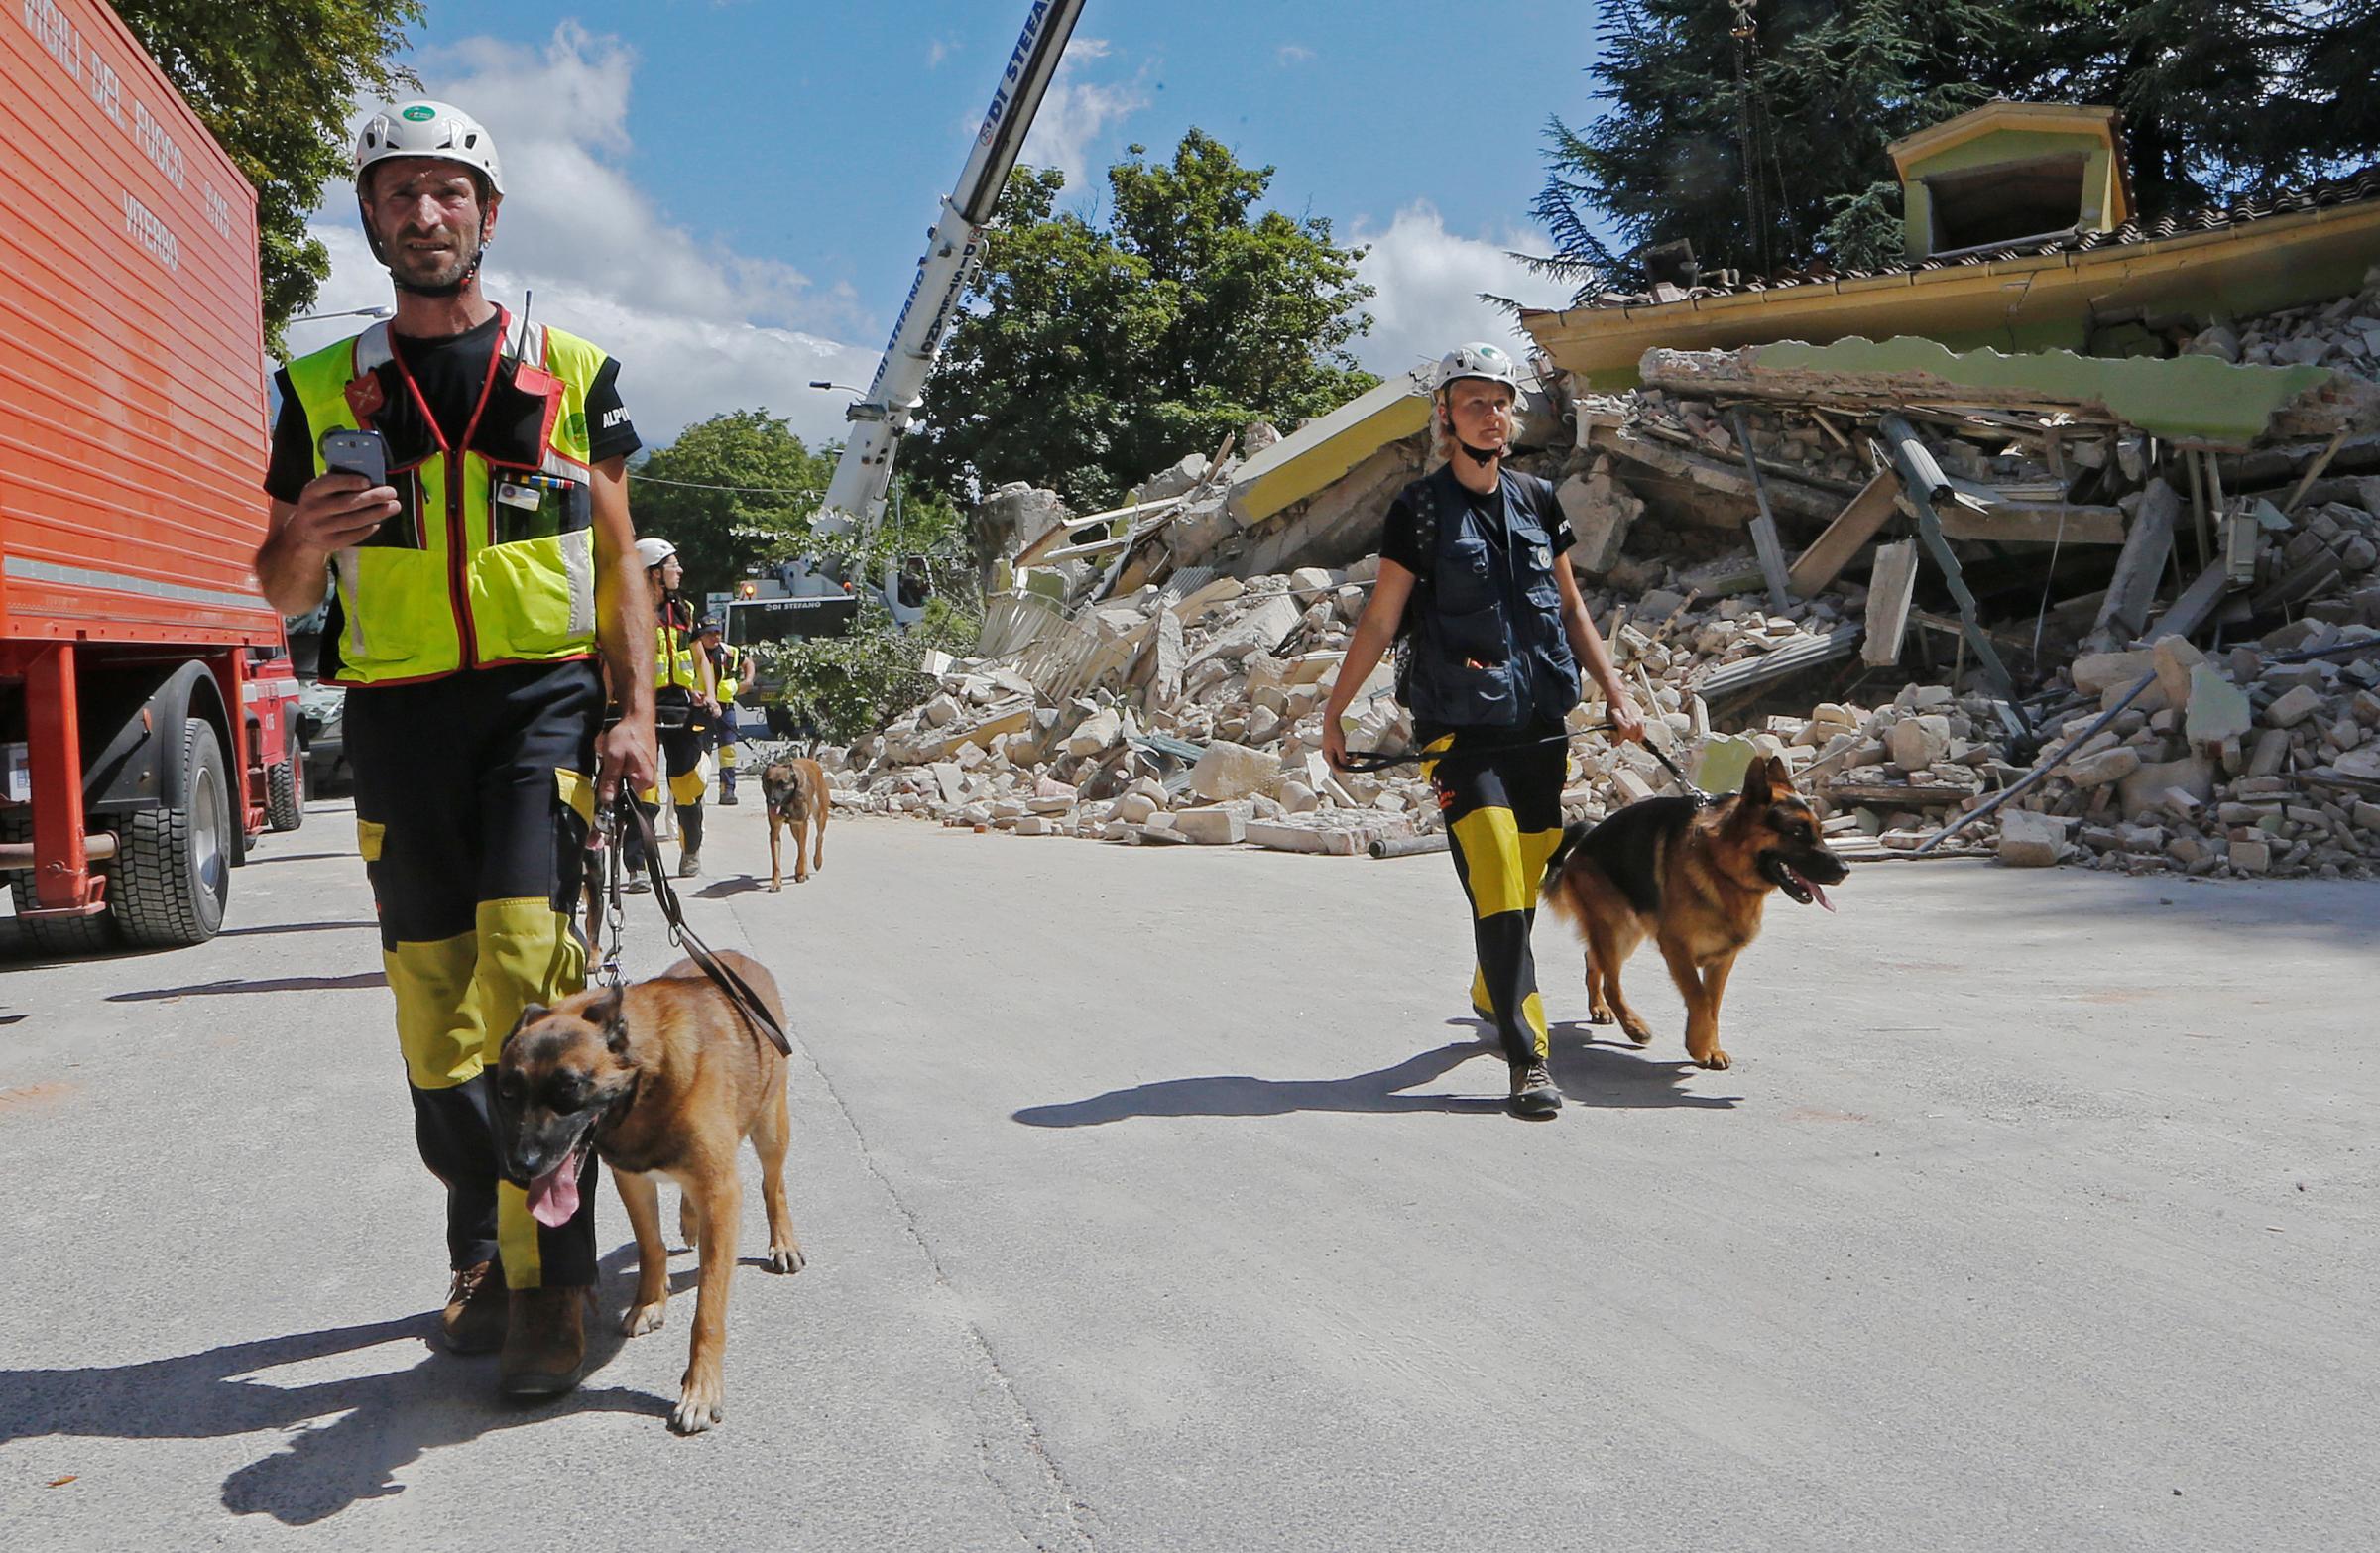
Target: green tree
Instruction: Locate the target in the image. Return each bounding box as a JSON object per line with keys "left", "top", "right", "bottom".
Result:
{"left": 628, "top": 410, "right": 836, "bottom": 604}
{"left": 912, "top": 130, "right": 1379, "bottom": 511}
{"left": 1531, "top": 2, "right": 2380, "bottom": 299}
{"left": 110, "top": 0, "right": 424, "bottom": 356}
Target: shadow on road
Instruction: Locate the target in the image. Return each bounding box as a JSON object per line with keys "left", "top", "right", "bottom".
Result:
{"left": 107, "top": 971, "right": 388, "bottom": 1002}
{"left": 0, "top": 1248, "right": 668, "bottom": 1526}
{"left": 1014, "top": 1030, "right": 1735, "bottom": 1127}
{"left": 691, "top": 876, "right": 768, "bottom": 899}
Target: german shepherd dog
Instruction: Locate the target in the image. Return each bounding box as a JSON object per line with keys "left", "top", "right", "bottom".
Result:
{"left": 762, "top": 758, "right": 829, "bottom": 890}
{"left": 495, "top": 953, "right": 804, "bottom": 1433}
{"left": 1541, "top": 754, "right": 1846, "bottom": 1070}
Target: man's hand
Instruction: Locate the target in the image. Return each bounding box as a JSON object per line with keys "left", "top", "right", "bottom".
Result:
{"left": 286, "top": 471, "right": 402, "bottom": 553}
{"left": 594, "top": 716, "right": 658, "bottom": 809}
{"left": 1605, "top": 686, "right": 1649, "bottom": 745}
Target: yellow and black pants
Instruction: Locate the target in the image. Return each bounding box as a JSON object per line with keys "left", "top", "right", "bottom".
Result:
{"left": 346, "top": 659, "right": 602, "bottom": 1289}
{"left": 623, "top": 691, "right": 705, "bottom": 870}
{"left": 1422, "top": 722, "right": 1569, "bottom": 1069}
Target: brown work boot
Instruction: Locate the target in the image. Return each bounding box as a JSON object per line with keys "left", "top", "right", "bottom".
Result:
{"left": 497, "top": 1285, "right": 594, "bottom": 1399}
{"left": 439, "top": 1260, "right": 507, "bottom": 1354}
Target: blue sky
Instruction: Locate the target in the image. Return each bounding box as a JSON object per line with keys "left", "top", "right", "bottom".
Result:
{"left": 287, "top": 1, "right": 1608, "bottom": 448}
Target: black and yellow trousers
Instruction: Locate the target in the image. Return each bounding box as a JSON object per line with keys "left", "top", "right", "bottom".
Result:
{"left": 1421, "top": 723, "right": 1569, "bottom": 1069}
{"left": 623, "top": 693, "right": 705, "bottom": 869}
{"left": 346, "top": 659, "right": 603, "bottom": 1290}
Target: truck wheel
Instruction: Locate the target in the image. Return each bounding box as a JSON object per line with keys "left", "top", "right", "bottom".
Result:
{"left": 0, "top": 808, "right": 120, "bottom": 957}
{"left": 113, "top": 718, "right": 232, "bottom": 948}
{"left": 266, "top": 757, "right": 304, "bottom": 832}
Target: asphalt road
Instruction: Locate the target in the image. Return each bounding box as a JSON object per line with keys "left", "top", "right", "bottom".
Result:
{"left": 2, "top": 797, "right": 2374, "bottom": 1551}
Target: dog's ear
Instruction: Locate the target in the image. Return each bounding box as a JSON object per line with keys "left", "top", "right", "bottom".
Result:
{"left": 597, "top": 984, "right": 631, "bottom": 1056}
{"left": 1739, "top": 755, "right": 1778, "bottom": 806}
{"left": 502, "top": 1005, "right": 547, "bottom": 1050}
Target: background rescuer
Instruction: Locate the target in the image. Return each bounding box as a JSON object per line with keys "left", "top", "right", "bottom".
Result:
{"left": 255, "top": 99, "right": 655, "bottom": 1397}
{"left": 1323, "top": 342, "right": 1646, "bottom": 1120}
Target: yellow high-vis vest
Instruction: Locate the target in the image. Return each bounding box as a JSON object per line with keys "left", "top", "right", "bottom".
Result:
{"left": 715, "top": 641, "right": 743, "bottom": 704}
{"left": 655, "top": 615, "right": 700, "bottom": 694}
{"left": 285, "top": 308, "right": 610, "bottom": 685}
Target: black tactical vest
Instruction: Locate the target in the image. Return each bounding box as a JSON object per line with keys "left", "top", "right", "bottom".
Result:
{"left": 1394, "top": 467, "right": 1581, "bottom": 730}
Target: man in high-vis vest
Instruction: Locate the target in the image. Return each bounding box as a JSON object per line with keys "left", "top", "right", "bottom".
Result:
{"left": 698, "top": 618, "right": 754, "bottom": 804}
{"left": 255, "top": 100, "right": 656, "bottom": 1399}
{"left": 625, "top": 538, "right": 715, "bottom": 880}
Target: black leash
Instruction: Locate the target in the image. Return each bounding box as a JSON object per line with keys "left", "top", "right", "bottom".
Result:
{"left": 1339, "top": 724, "right": 1713, "bottom": 808}
{"left": 591, "top": 794, "right": 793, "bottom": 1057}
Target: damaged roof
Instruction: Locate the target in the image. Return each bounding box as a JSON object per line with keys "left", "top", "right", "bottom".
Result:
{"left": 1543, "top": 163, "right": 2380, "bottom": 314}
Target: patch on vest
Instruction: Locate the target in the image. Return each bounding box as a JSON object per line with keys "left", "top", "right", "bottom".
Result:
{"left": 563, "top": 410, "right": 587, "bottom": 444}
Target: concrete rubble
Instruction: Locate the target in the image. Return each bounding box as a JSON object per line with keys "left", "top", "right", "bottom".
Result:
{"left": 808, "top": 272, "right": 2380, "bottom": 880}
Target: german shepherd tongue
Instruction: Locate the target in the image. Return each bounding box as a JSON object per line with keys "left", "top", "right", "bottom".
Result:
{"left": 1806, "top": 875, "right": 1836, "bottom": 913}
{"left": 527, "top": 1145, "right": 584, "bottom": 1228}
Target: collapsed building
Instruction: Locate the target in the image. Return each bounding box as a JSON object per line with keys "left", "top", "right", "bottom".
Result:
{"left": 819, "top": 103, "right": 2380, "bottom": 880}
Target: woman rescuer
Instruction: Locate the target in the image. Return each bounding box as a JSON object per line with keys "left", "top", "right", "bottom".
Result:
{"left": 1322, "top": 342, "right": 1646, "bottom": 1120}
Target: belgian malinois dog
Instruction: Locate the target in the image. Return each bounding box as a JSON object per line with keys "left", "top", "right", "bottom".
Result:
{"left": 1541, "top": 754, "right": 1846, "bottom": 1070}
{"left": 496, "top": 953, "right": 803, "bottom": 1433}
{"left": 763, "top": 758, "right": 829, "bottom": 890}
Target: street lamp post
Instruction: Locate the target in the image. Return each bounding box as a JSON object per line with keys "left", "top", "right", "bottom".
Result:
{"left": 291, "top": 304, "right": 396, "bottom": 325}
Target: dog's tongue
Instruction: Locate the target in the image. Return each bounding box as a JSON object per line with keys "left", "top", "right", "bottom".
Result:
{"left": 1805, "top": 874, "right": 1836, "bottom": 912}
{"left": 527, "top": 1145, "right": 584, "bottom": 1228}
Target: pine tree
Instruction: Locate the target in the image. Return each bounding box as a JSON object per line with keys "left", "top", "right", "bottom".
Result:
{"left": 1532, "top": 2, "right": 2380, "bottom": 300}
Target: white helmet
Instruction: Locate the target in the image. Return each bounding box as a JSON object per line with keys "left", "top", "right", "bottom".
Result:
{"left": 634, "top": 537, "right": 678, "bottom": 569}
{"left": 354, "top": 99, "right": 505, "bottom": 196}
{"left": 1432, "top": 341, "right": 1519, "bottom": 395}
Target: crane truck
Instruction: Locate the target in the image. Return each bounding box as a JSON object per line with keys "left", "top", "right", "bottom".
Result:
{"left": 1, "top": 0, "right": 303, "bottom": 954}
{"left": 775, "top": 0, "right": 1089, "bottom": 633}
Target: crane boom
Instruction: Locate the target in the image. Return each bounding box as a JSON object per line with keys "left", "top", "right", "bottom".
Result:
{"left": 811, "top": 0, "right": 1088, "bottom": 621}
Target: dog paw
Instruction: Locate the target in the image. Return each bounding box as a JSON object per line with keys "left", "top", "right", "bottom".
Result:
{"left": 670, "top": 1377, "right": 725, "bottom": 1434}
{"left": 622, "top": 1301, "right": 666, "bottom": 1337}
{"left": 767, "top": 882, "right": 782, "bottom": 893}
{"left": 766, "top": 1244, "right": 805, "bottom": 1275}
{"left": 1621, "top": 1021, "right": 1654, "bottom": 1047}
{"left": 1694, "top": 1048, "right": 1731, "bottom": 1071}
{"left": 1587, "top": 1003, "right": 1615, "bottom": 1026}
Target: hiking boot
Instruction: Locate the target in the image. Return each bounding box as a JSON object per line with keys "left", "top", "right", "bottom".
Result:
{"left": 622, "top": 875, "right": 651, "bottom": 894}
{"left": 1509, "top": 1061, "right": 1562, "bottom": 1119}
{"left": 498, "top": 1285, "right": 594, "bottom": 1399}
{"left": 678, "top": 851, "right": 701, "bottom": 879}
{"left": 439, "top": 1259, "right": 506, "bottom": 1354}
{"left": 718, "top": 791, "right": 739, "bottom": 806}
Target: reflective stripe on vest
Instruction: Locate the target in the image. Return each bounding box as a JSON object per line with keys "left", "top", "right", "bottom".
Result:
{"left": 285, "top": 310, "right": 609, "bottom": 686}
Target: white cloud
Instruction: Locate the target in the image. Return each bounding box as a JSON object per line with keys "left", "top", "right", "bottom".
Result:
{"left": 1277, "top": 43, "right": 1315, "bottom": 65}
{"left": 1017, "top": 39, "right": 1148, "bottom": 192}
{"left": 1346, "top": 202, "right": 1571, "bottom": 379}
{"left": 927, "top": 37, "right": 955, "bottom": 69}
{"left": 281, "top": 24, "right": 878, "bottom": 451}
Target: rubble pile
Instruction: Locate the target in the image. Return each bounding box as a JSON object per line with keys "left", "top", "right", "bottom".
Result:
{"left": 813, "top": 273, "right": 2380, "bottom": 880}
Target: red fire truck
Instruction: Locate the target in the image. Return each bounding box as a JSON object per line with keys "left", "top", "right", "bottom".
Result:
{"left": 1, "top": 0, "right": 304, "bottom": 954}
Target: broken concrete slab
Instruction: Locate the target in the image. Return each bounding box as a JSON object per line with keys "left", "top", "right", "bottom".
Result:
{"left": 1998, "top": 809, "right": 2065, "bottom": 867}
{"left": 2185, "top": 665, "right": 2254, "bottom": 746}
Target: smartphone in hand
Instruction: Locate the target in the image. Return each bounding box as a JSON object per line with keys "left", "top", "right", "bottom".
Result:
{"left": 320, "top": 427, "right": 389, "bottom": 488}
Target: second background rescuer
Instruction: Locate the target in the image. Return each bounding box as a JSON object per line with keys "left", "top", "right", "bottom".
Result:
{"left": 255, "top": 99, "right": 654, "bottom": 1398}
{"left": 1324, "top": 342, "right": 1646, "bottom": 1120}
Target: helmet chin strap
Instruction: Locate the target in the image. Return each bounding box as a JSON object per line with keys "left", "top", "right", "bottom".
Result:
{"left": 390, "top": 247, "right": 486, "bottom": 298}
{"left": 1458, "top": 439, "right": 1503, "bottom": 466}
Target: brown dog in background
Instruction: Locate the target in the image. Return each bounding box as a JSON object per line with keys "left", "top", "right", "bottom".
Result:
{"left": 1540, "top": 754, "right": 1846, "bottom": 1070}
{"left": 763, "top": 758, "right": 828, "bottom": 890}
{"left": 496, "top": 953, "right": 803, "bottom": 1433}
